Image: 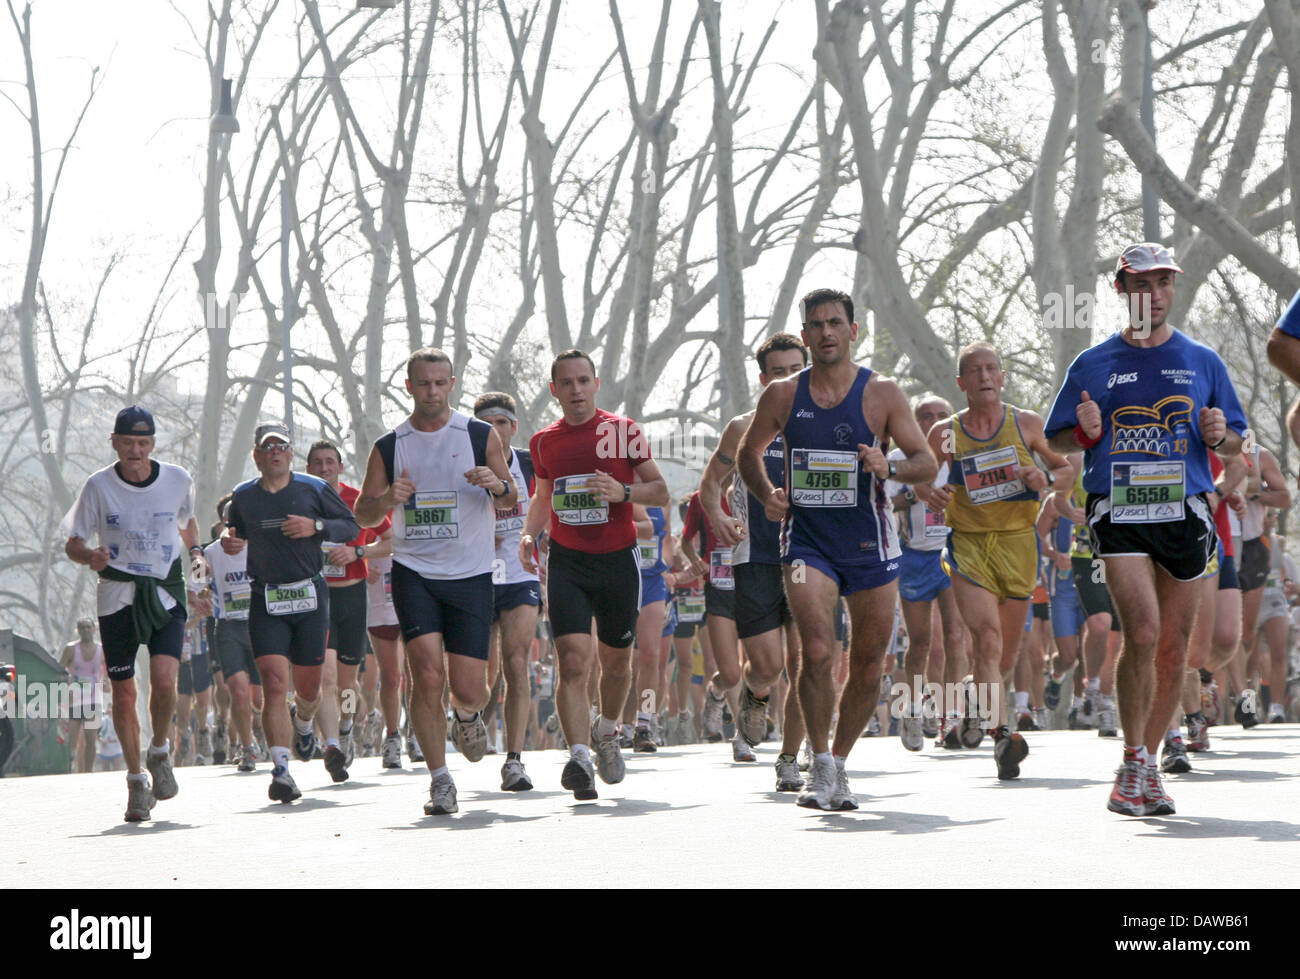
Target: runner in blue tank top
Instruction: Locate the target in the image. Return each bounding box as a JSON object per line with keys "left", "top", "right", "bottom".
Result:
{"left": 738, "top": 287, "right": 937, "bottom": 812}
{"left": 699, "top": 332, "right": 809, "bottom": 789}
{"left": 629, "top": 503, "right": 674, "bottom": 752}
{"left": 1266, "top": 284, "right": 1300, "bottom": 451}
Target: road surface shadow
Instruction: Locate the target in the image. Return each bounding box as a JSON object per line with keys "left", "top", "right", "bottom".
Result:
{"left": 72, "top": 820, "right": 199, "bottom": 837}
{"left": 754, "top": 790, "right": 915, "bottom": 805}
{"left": 237, "top": 797, "right": 358, "bottom": 814}
{"left": 379, "top": 810, "right": 550, "bottom": 830}
{"left": 978, "top": 776, "right": 1111, "bottom": 791}
{"left": 569, "top": 798, "right": 705, "bottom": 817}
{"left": 1172, "top": 768, "right": 1296, "bottom": 783}
{"left": 1200, "top": 749, "right": 1293, "bottom": 761}
{"left": 1134, "top": 816, "right": 1300, "bottom": 842}
{"left": 468, "top": 789, "right": 571, "bottom": 802}
{"left": 803, "top": 810, "right": 1001, "bottom": 834}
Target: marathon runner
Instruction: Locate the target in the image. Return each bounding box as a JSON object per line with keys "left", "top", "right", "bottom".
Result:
{"left": 59, "top": 618, "right": 105, "bottom": 773}
{"left": 61, "top": 405, "right": 210, "bottom": 821}
{"left": 630, "top": 502, "right": 674, "bottom": 752}
{"left": 699, "top": 331, "right": 809, "bottom": 788}
{"left": 1265, "top": 285, "right": 1300, "bottom": 450}
{"left": 475, "top": 392, "right": 541, "bottom": 791}
{"left": 1044, "top": 242, "right": 1247, "bottom": 816}
{"left": 925, "top": 341, "right": 1072, "bottom": 778}
{"left": 519, "top": 349, "right": 670, "bottom": 800}
{"left": 305, "top": 440, "right": 392, "bottom": 769}
{"left": 886, "top": 394, "right": 968, "bottom": 750}
{"left": 224, "top": 422, "right": 360, "bottom": 802}
{"left": 355, "top": 349, "right": 518, "bottom": 815}
{"left": 204, "top": 499, "right": 260, "bottom": 771}
{"left": 737, "top": 287, "right": 938, "bottom": 810}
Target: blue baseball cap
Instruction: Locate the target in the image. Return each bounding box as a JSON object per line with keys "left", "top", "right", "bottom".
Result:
{"left": 113, "top": 405, "right": 155, "bottom": 436}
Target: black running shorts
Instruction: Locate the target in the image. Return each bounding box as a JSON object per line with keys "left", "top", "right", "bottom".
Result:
{"left": 326, "top": 580, "right": 369, "bottom": 666}
{"left": 734, "top": 562, "right": 790, "bottom": 639}
{"left": 391, "top": 562, "right": 493, "bottom": 660}
{"left": 546, "top": 540, "right": 640, "bottom": 648}
{"left": 249, "top": 576, "right": 330, "bottom": 668}
{"left": 215, "top": 618, "right": 261, "bottom": 684}
{"left": 1086, "top": 493, "right": 1215, "bottom": 584}
{"left": 99, "top": 602, "right": 187, "bottom": 681}
{"left": 1237, "top": 536, "right": 1269, "bottom": 591}
{"left": 704, "top": 581, "right": 735, "bottom": 621}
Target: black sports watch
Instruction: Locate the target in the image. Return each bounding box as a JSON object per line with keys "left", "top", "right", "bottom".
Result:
{"left": 622, "top": 483, "right": 632, "bottom": 503}
{"left": 314, "top": 518, "right": 324, "bottom": 533}
{"left": 492, "top": 479, "right": 509, "bottom": 498}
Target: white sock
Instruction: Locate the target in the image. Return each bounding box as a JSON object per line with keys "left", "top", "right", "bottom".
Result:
{"left": 596, "top": 715, "right": 619, "bottom": 737}
{"left": 148, "top": 740, "right": 169, "bottom": 757}
{"left": 271, "top": 746, "right": 290, "bottom": 770}
{"left": 1087, "top": 677, "right": 1101, "bottom": 692}
{"left": 814, "top": 751, "right": 833, "bottom": 767}
{"left": 1100, "top": 695, "right": 1114, "bottom": 710}
{"left": 127, "top": 771, "right": 147, "bottom": 784}
{"left": 430, "top": 765, "right": 449, "bottom": 779}
{"left": 293, "top": 714, "right": 311, "bottom": 735}
{"left": 454, "top": 707, "right": 477, "bottom": 722}
{"left": 1167, "top": 729, "right": 1181, "bottom": 742}
{"left": 1015, "top": 691, "right": 1029, "bottom": 711}
{"left": 832, "top": 754, "right": 846, "bottom": 771}
{"left": 326, "top": 737, "right": 339, "bottom": 749}
{"left": 570, "top": 743, "right": 592, "bottom": 763}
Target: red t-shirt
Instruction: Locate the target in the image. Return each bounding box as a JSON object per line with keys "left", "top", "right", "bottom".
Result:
{"left": 1208, "top": 454, "right": 1233, "bottom": 557}
{"left": 682, "top": 490, "right": 732, "bottom": 582}
{"left": 327, "top": 482, "right": 392, "bottom": 582}
{"left": 531, "top": 409, "right": 649, "bottom": 554}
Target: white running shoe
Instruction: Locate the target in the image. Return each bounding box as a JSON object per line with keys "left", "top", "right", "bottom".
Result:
{"left": 796, "top": 756, "right": 836, "bottom": 810}
{"left": 424, "top": 773, "right": 458, "bottom": 815}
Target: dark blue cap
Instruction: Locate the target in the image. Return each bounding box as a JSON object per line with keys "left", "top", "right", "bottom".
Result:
{"left": 113, "top": 405, "right": 155, "bottom": 436}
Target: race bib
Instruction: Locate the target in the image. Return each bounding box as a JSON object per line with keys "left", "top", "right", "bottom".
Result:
{"left": 923, "top": 507, "right": 948, "bottom": 540}
{"left": 495, "top": 501, "right": 525, "bottom": 536}
{"left": 382, "top": 570, "right": 393, "bottom": 606}
{"left": 959, "top": 445, "right": 1025, "bottom": 505}
{"left": 265, "top": 579, "right": 318, "bottom": 616}
{"left": 322, "top": 542, "right": 347, "bottom": 578}
{"left": 552, "top": 474, "right": 608, "bottom": 526}
{"left": 790, "top": 449, "right": 858, "bottom": 507}
{"left": 403, "top": 490, "right": 459, "bottom": 539}
{"left": 223, "top": 584, "right": 251, "bottom": 619}
{"left": 638, "top": 540, "right": 660, "bottom": 571}
{"left": 709, "top": 548, "right": 734, "bottom": 590}
{"left": 1109, "top": 462, "right": 1185, "bottom": 523}
{"left": 677, "top": 588, "right": 706, "bottom": 623}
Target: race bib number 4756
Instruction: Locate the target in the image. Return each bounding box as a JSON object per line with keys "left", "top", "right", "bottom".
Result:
{"left": 790, "top": 449, "right": 858, "bottom": 507}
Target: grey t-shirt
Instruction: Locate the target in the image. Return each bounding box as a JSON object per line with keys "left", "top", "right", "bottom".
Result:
{"left": 227, "top": 473, "right": 359, "bottom": 585}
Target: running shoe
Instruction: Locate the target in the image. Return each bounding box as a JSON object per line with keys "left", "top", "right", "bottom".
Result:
{"left": 291, "top": 706, "right": 317, "bottom": 762}
{"left": 361, "top": 709, "right": 382, "bottom": 755}
{"left": 1016, "top": 711, "right": 1037, "bottom": 732}
{"left": 1081, "top": 689, "right": 1097, "bottom": 725}
{"left": 177, "top": 732, "right": 192, "bottom": 766}
{"left": 920, "top": 694, "right": 939, "bottom": 738}
{"left": 831, "top": 765, "right": 858, "bottom": 811}
{"left": 618, "top": 723, "right": 635, "bottom": 749}
{"left": 561, "top": 753, "right": 598, "bottom": 800}
{"left": 1159, "top": 736, "right": 1191, "bottom": 774}
{"left": 737, "top": 684, "right": 770, "bottom": 747}
{"left": 701, "top": 687, "right": 726, "bottom": 742}
{"left": 212, "top": 725, "right": 228, "bottom": 765}
{"left": 1202, "top": 680, "right": 1221, "bottom": 725}
{"left": 1235, "top": 691, "right": 1259, "bottom": 729}
{"left": 450, "top": 711, "right": 488, "bottom": 762}
{"left": 124, "top": 778, "right": 155, "bottom": 822}
{"left": 591, "top": 724, "right": 626, "bottom": 785}
{"left": 1142, "top": 765, "right": 1175, "bottom": 816}
{"left": 382, "top": 734, "right": 402, "bottom": 769}
{"left": 899, "top": 705, "right": 923, "bottom": 752}
{"left": 1268, "top": 704, "right": 1286, "bottom": 724}
{"left": 1106, "top": 759, "right": 1145, "bottom": 816}
{"left": 865, "top": 715, "right": 881, "bottom": 737}
{"left": 147, "top": 750, "right": 179, "bottom": 800}
{"left": 992, "top": 725, "right": 1027, "bottom": 780}
{"left": 651, "top": 714, "right": 666, "bottom": 747}
{"left": 722, "top": 703, "right": 735, "bottom": 741}
{"left": 407, "top": 733, "right": 424, "bottom": 763}
{"left": 797, "top": 740, "right": 813, "bottom": 771}
{"left": 1185, "top": 712, "right": 1210, "bottom": 752}
{"left": 940, "top": 714, "right": 963, "bottom": 750}
{"left": 633, "top": 726, "right": 658, "bottom": 753}
{"left": 237, "top": 744, "right": 257, "bottom": 773}
{"left": 796, "top": 756, "right": 836, "bottom": 811}
{"left": 341, "top": 729, "right": 356, "bottom": 768}
{"left": 1033, "top": 707, "right": 1051, "bottom": 731}
{"left": 959, "top": 714, "right": 984, "bottom": 749}
{"left": 675, "top": 712, "right": 694, "bottom": 745}
{"left": 731, "top": 735, "right": 756, "bottom": 763}
{"left": 324, "top": 745, "right": 349, "bottom": 783}
{"left": 500, "top": 758, "right": 533, "bottom": 791}
{"left": 775, "top": 754, "right": 804, "bottom": 792}
{"left": 1097, "top": 707, "right": 1118, "bottom": 738}
{"left": 269, "top": 766, "right": 301, "bottom": 803}
{"left": 1044, "top": 675, "right": 1062, "bottom": 710}
{"left": 424, "top": 773, "right": 458, "bottom": 815}
{"left": 1067, "top": 705, "right": 1085, "bottom": 730}
{"left": 196, "top": 728, "right": 213, "bottom": 763}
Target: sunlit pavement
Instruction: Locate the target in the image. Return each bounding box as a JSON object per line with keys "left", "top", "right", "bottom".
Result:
{"left": 8, "top": 724, "right": 1299, "bottom": 888}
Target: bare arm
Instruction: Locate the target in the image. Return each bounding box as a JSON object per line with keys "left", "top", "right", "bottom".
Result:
{"left": 1019, "top": 412, "right": 1075, "bottom": 492}
{"left": 700, "top": 414, "right": 749, "bottom": 547}
{"left": 355, "top": 445, "right": 400, "bottom": 528}
{"left": 738, "top": 379, "right": 795, "bottom": 520}
{"left": 868, "top": 378, "right": 937, "bottom": 485}
{"left": 1252, "top": 448, "right": 1292, "bottom": 510}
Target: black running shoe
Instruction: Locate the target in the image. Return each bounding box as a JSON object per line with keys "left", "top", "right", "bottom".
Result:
{"left": 324, "top": 745, "right": 349, "bottom": 783}
{"left": 633, "top": 726, "right": 658, "bottom": 753}
{"left": 993, "top": 726, "right": 1027, "bottom": 780}
{"left": 561, "top": 755, "right": 598, "bottom": 800}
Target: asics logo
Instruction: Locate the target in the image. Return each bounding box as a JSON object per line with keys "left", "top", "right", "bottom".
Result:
{"left": 1108, "top": 372, "right": 1138, "bottom": 389}
{"left": 795, "top": 409, "right": 815, "bottom": 419}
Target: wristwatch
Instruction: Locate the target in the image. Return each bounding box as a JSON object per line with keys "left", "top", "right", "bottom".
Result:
{"left": 622, "top": 483, "right": 632, "bottom": 503}
{"left": 887, "top": 461, "right": 898, "bottom": 479}
{"left": 492, "top": 479, "right": 509, "bottom": 498}
{"left": 314, "top": 518, "right": 324, "bottom": 533}
{"left": 354, "top": 545, "right": 365, "bottom": 559}
{"left": 902, "top": 487, "right": 917, "bottom": 505}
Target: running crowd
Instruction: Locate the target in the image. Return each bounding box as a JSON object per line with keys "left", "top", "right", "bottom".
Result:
{"left": 59, "top": 240, "right": 1300, "bottom": 822}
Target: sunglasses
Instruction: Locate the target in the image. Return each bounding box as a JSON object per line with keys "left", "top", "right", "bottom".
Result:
{"left": 258, "top": 442, "right": 293, "bottom": 454}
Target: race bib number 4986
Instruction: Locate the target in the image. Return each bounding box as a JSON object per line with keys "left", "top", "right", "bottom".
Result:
{"left": 552, "top": 474, "right": 609, "bottom": 526}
